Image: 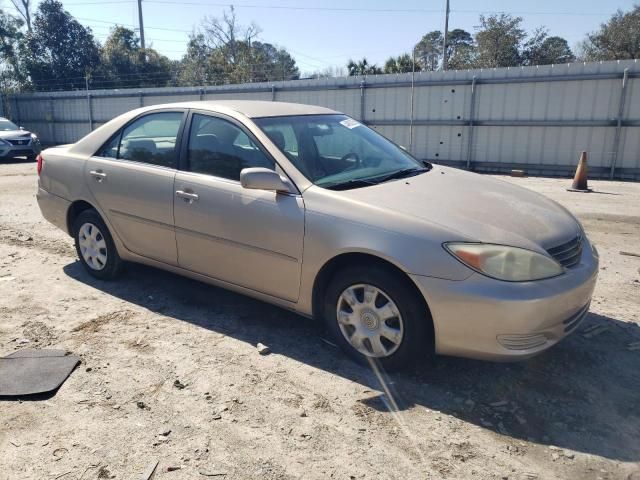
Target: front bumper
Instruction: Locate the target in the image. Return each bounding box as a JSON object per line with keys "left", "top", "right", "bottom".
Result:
{"left": 0, "top": 142, "right": 39, "bottom": 159}
{"left": 410, "top": 240, "right": 599, "bottom": 361}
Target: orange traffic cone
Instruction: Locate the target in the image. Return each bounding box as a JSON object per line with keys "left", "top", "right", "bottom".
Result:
{"left": 567, "top": 151, "right": 592, "bottom": 192}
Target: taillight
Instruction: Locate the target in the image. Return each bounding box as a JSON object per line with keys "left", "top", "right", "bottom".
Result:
{"left": 36, "top": 154, "right": 43, "bottom": 176}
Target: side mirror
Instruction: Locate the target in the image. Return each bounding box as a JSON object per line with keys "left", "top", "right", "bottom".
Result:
{"left": 19, "top": 126, "right": 25, "bottom": 130}
{"left": 240, "top": 167, "right": 293, "bottom": 193}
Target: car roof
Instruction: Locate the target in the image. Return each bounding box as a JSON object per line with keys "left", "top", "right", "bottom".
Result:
{"left": 148, "top": 100, "right": 340, "bottom": 118}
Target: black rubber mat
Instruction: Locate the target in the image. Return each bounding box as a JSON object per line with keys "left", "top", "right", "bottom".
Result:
{"left": 0, "top": 349, "right": 80, "bottom": 397}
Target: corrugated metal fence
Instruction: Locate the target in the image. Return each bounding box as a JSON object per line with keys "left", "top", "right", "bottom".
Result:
{"left": 4, "top": 60, "right": 640, "bottom": 179}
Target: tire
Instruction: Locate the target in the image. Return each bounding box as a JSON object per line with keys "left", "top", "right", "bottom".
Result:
{"left": 26, "top": 154, "right": 36, "bottom": 162}
{"left": 323, "top": 264, "right": 433, "bottom": 371}
{"left": 72, "top": 209, "right": 123, "bottom": 280}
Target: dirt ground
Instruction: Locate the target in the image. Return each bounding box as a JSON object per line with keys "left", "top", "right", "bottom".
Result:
{"left": 1, "top": 159, "right": 639, "bottom": 480}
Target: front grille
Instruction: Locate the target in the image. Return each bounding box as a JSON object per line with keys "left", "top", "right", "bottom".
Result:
{"left": 546, "top": 235, "right": 583, "bottom": 268}
{"left": 6, "top": 138, "right": 31, "bottom": 146}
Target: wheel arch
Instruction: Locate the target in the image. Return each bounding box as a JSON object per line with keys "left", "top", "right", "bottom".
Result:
{"left": 311, "top": 252, "right": 434, "bottom": 339}
{"left": 66, "top": 199, "right": 99, "bottom": 236}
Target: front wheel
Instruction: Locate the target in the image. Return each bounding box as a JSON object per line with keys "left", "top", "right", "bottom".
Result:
{"left": 72, "top": 209, "right": 123, "bottom": 280}
{"left": 323, "top": 265, "right": 433, "bottom": 371}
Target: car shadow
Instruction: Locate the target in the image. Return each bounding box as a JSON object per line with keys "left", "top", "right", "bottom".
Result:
{"left": 63, "top": 260, "right": 640, "bottom": 462}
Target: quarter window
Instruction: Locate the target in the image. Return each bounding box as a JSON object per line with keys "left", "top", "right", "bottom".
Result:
{"left": 187, "top": 114, "right": 274, "bottom": 180}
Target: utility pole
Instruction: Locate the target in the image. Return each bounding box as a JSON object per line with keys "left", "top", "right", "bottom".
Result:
{"left": 137, "top": 0, "right": 146, "bottom": 51}
{"left": 442, "top": 0, "right": 450, "bottom": 70}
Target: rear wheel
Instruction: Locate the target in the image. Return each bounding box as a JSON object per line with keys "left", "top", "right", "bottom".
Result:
{"left": 323, "top": 265, "right": 432, "bottom": 371}
{"left": 72, "top": 209, "right": 123, "bottom": 280}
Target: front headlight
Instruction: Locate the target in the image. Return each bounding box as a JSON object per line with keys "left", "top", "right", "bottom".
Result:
{"left": 444, "top": 242, "right": 564, "bottom": 282}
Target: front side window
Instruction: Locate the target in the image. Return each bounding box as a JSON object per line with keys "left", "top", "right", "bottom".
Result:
{"left": 254, "top": 114, "right": 427, "bottom": 190}
{"left": 186, "top": 113, "right": 274, "bottom": 180}
{"left": 97, "top": 112, "right": 183, "bottom": 167}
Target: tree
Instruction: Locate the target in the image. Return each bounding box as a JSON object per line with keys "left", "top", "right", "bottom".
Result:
{"left": 183, "top": 7, "right": 299, "bottom": 85}
{"left": 98, "top": 26, "right": 173, "bottom": 88}
{"left": 10, "top": 0, "right": 31, "bottom": 31}
{"left": 0, "top": 9, "right": 24, "bottom": 89}
{"left": 251, "top": 41, "right": 299, "bottom": 81}
{"left": 581, "top": 6, "right": 640, "bottom": 61}
{"left": 304, "top": 66, "right": 346, "bottom": 79}
{"left": 445, "top": 29, "right": 476, "bottom": 69}
{"left": 178, "top": 33, "right": 220, "bottom": 86}
{"left": 22, "top": 0, "right": 100, "bottom": 90}
{"left": 384, "top": 53, "right": 413, "bottom": 74}
{"left": 347, "top": 58, "right": 382, "bottom": 76}
{"left": 201, "top": 5, "right": 259, "bottom": 81}
{"left": 415, "top": 31, "right": 443, "bottom": 71}
{"left": 474, "top": 14, "right": 526, "bottom": 68}
{"left": 522, "top": 28, "right": 574, "bottom": 65}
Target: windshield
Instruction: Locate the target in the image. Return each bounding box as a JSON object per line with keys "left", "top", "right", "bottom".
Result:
{"left": 0, "top": 119, "right": 19, "bottom": 131}
{"left": 254, "top": 114, "right": 427, "bottom": 189}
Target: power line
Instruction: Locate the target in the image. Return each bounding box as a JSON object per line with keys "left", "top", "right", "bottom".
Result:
{"left": 129, "top": 1, "right": 615, "bottom": 16}
{"left": 146, "top": 1, "right": 445, "bottom": 13}
{"left": 75, "top": 16, "right": 193, "bottom": 33}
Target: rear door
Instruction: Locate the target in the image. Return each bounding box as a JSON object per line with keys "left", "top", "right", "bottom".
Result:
{"left": 85, "top": 110, "right": 186, "bottom": 265}
{"left": 173, "top": 111, "right": 305, "bottom": 302}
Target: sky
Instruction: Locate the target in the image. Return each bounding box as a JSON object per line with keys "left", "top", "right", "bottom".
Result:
{"left": 9, "top": 0, "right": 639, "bottom": 74}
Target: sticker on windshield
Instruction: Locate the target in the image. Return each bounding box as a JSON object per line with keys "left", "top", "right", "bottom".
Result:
{"left": 340, "top": 118, "right": 361, "bottom": 129}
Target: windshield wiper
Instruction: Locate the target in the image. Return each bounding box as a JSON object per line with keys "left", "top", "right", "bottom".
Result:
{"left": 323, "top": 178, "right": 378, "bottom": 191}
{"left": 372, "top": 167, "right": 429, "bottom": 184}
{"left": 322, "top": 165, "right": 431, "bottom": 191}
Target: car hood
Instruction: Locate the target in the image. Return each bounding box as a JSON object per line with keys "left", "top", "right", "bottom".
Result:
{"left": 0, "top": 130, "right": 30, "bottom": 139}
{"left": 340, "top": 165, "right": 581, "bottom": 252}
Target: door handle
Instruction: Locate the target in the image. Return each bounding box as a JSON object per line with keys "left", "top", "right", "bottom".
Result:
{"left": 89, "top": 170, "right": 107, "bottom": 182}
{"left": 176, "top": 190, "right": 199, "bottom": 203}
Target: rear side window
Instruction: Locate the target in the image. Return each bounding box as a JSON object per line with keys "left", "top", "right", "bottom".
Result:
{"left": 186, "top": 114, "right": 274, "bottom": 180}
{"left": 97, "top": 112, "right": 183, "bottom": 168}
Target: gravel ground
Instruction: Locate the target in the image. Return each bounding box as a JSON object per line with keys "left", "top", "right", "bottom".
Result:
{"left": 1, "top": 159, "right": 639, "bottom": 480}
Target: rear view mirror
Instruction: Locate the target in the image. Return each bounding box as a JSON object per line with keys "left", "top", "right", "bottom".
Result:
{"left": 240, "top": 168, "right": 294, "bottom": 193}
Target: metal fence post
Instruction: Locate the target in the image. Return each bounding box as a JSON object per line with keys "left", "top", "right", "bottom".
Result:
{"left": 49, "top": 96, "right": 55, "bottom": 145}
{"left": 409, "top": 72, "right": 415, "bottom": 153}
{"left": 610, "top": 68, "right": 629, "bottom": 179}
{"left": 12, "top": 96, "right": 20, "bottom": 125}
{"left": 271, "top": 84, "right": 276, "bottom": 101}
{"left": 139, "top": 92, "right": 144, "bottom": 107}
{"left": 359, "top": 79, "right": 366, "bottom": 122}
{"left": 465, "top": 76, "right": 477, "bottom": 170}
{"left": 87, "top": 94, "right": 93, "bottom": 132}
{"left": 199, "top": 87, "right": 204, "bottom": 101}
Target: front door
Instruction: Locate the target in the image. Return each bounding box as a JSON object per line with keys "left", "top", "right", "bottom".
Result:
{"left": 85, "top": 110, "right": 185, "bottom": 265}
{"left": 173, "top": 112, "right": 305, "bottom": 302}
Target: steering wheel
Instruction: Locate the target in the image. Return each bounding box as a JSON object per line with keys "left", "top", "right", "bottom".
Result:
{"left": 340, "top": 152, "right": 361, "bottom": 171}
